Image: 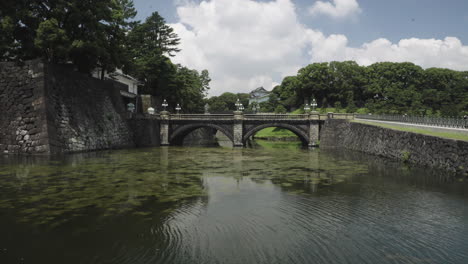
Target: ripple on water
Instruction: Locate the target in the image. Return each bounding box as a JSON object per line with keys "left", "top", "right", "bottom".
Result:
{"left": 0, "top": 147, "right": 467, "bottom": 264}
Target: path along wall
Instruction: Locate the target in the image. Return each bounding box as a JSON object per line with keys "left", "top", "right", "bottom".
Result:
{"left": 320, "top": 119, "right": 468, "bottom": 174}
{"left": 0, "top": 60, "right": 134, "bottom": 154}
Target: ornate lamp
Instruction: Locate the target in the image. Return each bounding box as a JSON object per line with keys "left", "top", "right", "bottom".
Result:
{"left": 311, "top": 98, "right": 317, "bottom": 112}
{"left": 175, "top": 103, "right": 181, "bottom": 115}
{"left": 147, "top": 107, "right": 155, "bottom": 115}
{"left": 127, "top": 102, "right": 135, "bottom": 113}
{"left": 162, "top": 99, "right": 168, "bottom": 112}
{"left": 235, "top": 99, "right": 242, "bottom": 111}
{"left": 304, "top": 103, "right": 310, "bottom": 113}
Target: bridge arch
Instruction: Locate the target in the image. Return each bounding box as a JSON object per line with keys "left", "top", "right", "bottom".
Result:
{"left": 170, "top": 123, "right": 234, "bottom": 145}
{"left": 243, "top": 123, "right": 309, "bottom": 146}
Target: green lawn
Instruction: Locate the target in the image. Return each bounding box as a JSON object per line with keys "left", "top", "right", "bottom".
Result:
{"left": 352, "top": 120, "right": 468, "bottom": 142}
{"left": 254, "top": 127, "right": 297, "bottom": 139}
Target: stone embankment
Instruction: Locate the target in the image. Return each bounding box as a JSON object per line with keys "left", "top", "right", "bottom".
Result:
{"left": 320, "top": 119, "right": 468, "bottom": 174}
{"left": 0, "top": 60, "right": 51, "bottom": 154}
{"left": 0, "top": 60, "right": 134, "bottom": 154}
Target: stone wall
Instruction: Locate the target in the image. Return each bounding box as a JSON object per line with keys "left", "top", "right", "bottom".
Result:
{"left": 0, "top": 60, "right": 135, "bottom": 154}
{"left": 44, "top": 64, "right": 133, "bottom": 153}
{"left": 128, "top": 117, "right": 160, "bottom": 148}
{"left": 320, "top": 119, "right": 468, "bottom": 174}
{"left": 0, "top": 60, "right": 50, "bottom": 154}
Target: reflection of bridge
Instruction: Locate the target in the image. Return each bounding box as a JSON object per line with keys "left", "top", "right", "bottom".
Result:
{"left": 139, "top": 112, "right": 354, "bottom": 148}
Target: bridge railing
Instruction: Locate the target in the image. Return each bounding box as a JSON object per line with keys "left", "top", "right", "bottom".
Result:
{"left": 243, "top": 114, "right": 309, "bottom": 120}
{"left": 139, "top": 113, "right": 355, "bottom": 121}
{"left": 170, "top": 114, "right": 234, "bottom": 120}
{"left": 356, "top": 114, "right": 468, "bottom": 129}
{"left": 326, "top": 113, "right": 355, "bottom": 120}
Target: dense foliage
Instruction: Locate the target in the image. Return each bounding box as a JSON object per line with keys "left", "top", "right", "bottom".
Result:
{"left": 268, "top": 61, "right": 468, "bottom": 116}
{"left": 205, "top": 92, "right": 249, "bottom": 113}
{"left": 0, "top": 0, "right": 210, "bottom": 112}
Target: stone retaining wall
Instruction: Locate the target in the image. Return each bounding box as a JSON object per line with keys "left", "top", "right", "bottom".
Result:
{"left": 45, "top": 64, "right": 134, "bottom": 153}
{"left": 0, "top": 60, "right": 50, "bottom": 154}
{"left": 0, "top": 60, "right": 134, "bottom": 154}
{"left": 320, "top": 119, "right": 468, "bottom": 174}
{"left": 129, "top": 117, "right": 160, "bottom": 148}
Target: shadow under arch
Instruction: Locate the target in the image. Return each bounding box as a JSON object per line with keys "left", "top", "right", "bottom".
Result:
{"left": 170, "top": 123, "right": 235, "bottom": 146}
{"left": 243, "top": 123, "right": 309, "bottom": 146}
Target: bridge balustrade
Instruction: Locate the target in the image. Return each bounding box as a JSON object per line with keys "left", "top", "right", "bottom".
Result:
{"left": 243, "top": 114, "right": 310, "bottom": 120}
{"left": 356, "top": 114, "right": 468, "bottom": 129}
{"left": 170, "top": 114, "right": 233, "bottom": 120}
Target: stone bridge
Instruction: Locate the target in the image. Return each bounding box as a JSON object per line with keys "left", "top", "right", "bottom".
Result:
{"left": 139, "top": 112, "right": 354, "bottom": 148}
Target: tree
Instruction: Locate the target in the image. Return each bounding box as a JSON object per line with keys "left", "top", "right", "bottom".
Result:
{"left": 272, "top": 60, "right": 466, "bottom": 116}
{"left": 127, "top": 12, "right": 180, "bottom": 60}
{"left": 274, "top": 105, "right": 287, "bottom": 113}
{"left": 34, "top": 18, "right": 69, "bottom": 63}
{"left": 273, "top": 77, "right": 300, "bottom": 110}
{"left": 206, "top": 92, "right": 249, "bottom": 113}
{"left": 169, "top": 66, "right": 211, "bottom": 112}
{"left": 1, "top": 0, "right": 136, "bottom": 73}
{"left": 364, "top": 62, "right": 423, "bottom": 114}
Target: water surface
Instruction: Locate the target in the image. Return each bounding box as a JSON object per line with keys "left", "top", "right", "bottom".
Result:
{"left": 0, "top": 145, "right": 467, "bottom": 264}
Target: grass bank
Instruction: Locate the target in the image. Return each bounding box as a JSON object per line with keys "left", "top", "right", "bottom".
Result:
{"left": 352, "top": 120, "right": 468, "bottom": 142}
{"left": 254, "top": 127, "right": 298, "bottom": 139}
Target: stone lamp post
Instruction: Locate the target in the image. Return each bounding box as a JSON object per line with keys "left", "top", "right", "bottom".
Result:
{"left": 311, "top": 98, "right": 318, "bottom": 112}
{"left": 160, "top": 100, "right": 170, "bottom": 146}
{"left": 235, "top": 99, "right": 242, "bottom": 112}
{"left": 161, "top": 99, "right": 168, "bottom": 112}
{"left": 233, "top": 99, "right": 244, "bottom": 148}
{"left": 127, "top": 102, "right": 135, "bottom": 113}
{"left": 175, "top": 104, "right": 181, "bottom": 115}
{"left": 304, "top": 103, "right": 310, "bottom": 113}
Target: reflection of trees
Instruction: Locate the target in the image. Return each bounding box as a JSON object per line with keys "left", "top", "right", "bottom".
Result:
{"left": 0, "top": 148, "right": 207, "bottom": 228}
{"left": 237, "top": 148, "right": 369, "bottom": 195}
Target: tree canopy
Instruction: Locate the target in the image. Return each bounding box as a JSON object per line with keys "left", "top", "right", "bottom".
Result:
{"left": 0, "top": 1, "right": 211, "bottom": 112}
{"left": 269, "top": 61, "right": 467, "bottom": 116}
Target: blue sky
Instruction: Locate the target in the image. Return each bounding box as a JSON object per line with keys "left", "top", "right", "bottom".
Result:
{"left": 132, "top": 0, "right": 468, "bottom": 95}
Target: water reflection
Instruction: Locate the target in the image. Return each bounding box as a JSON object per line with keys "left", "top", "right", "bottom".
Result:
{"left": 0, "top": 146, "right": 467, "bottom": 264}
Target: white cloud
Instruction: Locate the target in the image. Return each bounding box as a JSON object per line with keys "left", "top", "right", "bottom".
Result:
{"left": 308, "top": 34, "right": 468, "bottom": 71}
{"left": 308, "top": 0, "right": 361, "bottom": 19}
{"left": 171, "top": 0, "right": 309, "bottom": 95}
{"left": 169, "top": 0, "right": 468, "bottom": 96}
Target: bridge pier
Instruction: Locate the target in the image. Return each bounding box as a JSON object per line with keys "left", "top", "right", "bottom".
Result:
{"left": 233, "top": 111, "right": 244, "bottom": 148}
{"left": 160, "top": 111, "right": 170, "bottom": 146}
{"left": 308, "top": 113, "right": 320, "bottom": 148}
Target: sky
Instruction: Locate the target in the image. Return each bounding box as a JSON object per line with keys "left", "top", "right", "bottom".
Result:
{"left": 132, "top": 0, "right": 468, "bottom": 96}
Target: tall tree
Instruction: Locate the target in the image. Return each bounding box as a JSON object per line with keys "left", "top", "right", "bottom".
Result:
{"left": 127, "top": 12, "right": 180, "bottom": 60}
{"left": 1, "top": 0, "right": 136, "bottom": 73}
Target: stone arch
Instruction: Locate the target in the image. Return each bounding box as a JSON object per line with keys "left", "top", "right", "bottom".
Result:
{"left": 243, "top": 123, "right": 309, "bottom": 145}
{"left": 170, "top": 123, "right": 234, "bottom": 145}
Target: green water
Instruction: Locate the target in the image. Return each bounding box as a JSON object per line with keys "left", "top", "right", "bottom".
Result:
{"left": 0, "top": 144, "right": 467, "bottom": 264}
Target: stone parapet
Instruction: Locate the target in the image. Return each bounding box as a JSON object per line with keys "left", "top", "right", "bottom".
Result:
{"left": 320, "top": 119, "right": 468, "bottom": 174}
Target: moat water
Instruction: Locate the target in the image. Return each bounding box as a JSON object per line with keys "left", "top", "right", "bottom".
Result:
{"left": 0, "top": 142, "right": 467, "bottom": 264}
